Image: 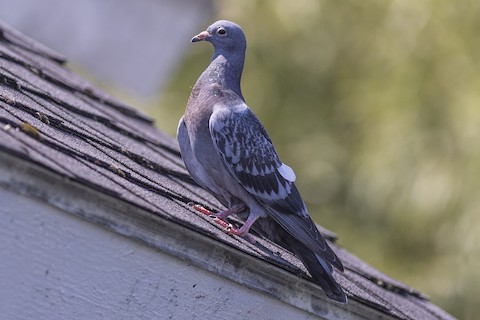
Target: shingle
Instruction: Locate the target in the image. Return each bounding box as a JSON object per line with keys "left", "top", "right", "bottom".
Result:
{"left": 0, "top": 21, "right": 455, "bottom": 320}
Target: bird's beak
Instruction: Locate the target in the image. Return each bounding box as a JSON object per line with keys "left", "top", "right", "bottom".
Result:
{"left": 191, "top": 31, "right": 209, "bottom": 43}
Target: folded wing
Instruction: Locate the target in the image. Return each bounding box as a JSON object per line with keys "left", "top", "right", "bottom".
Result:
{"left": 209, "top": 102, "right": 343, "bottom": 271}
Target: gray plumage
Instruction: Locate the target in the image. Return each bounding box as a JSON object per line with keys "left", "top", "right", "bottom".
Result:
{"left": 178, "top": 20, "right": 346, "bottom": 303}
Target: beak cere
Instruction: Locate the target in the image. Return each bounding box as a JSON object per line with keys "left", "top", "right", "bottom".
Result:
{"left": 191, "top": 31, "right": 209, "bottom": 43}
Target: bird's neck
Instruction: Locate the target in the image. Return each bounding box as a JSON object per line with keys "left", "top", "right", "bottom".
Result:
{"left": 200, "top": 52, "right": 244, "bottom": 99}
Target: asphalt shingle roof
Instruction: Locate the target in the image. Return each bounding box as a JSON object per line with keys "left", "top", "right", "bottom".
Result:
{"left": 0, "top": 20, "right": 454, "bottom": 320}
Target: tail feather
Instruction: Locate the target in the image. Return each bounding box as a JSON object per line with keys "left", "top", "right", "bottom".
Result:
{"left": 291, "top": 241, "right": 347, "bottom": 303}
{"left": 252, "top": 216, "right": 347, "bottom": 303}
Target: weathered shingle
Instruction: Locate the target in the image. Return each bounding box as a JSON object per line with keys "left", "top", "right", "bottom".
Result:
{"left": 0, "top": 20, "right": 454, "bottom": 320}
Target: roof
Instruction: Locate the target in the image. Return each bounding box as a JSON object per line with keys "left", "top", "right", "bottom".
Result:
{"left": 0, "top": 20, "right": 454, "bottom": 320}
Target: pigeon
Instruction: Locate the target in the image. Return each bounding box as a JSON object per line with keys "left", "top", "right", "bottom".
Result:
{"left": 177, "top": 20, "right": 347, "bottom": 303}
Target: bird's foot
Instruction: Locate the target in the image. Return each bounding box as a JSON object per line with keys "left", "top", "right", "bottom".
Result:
{"left": 227, "top": 225, "right": 256, "bottom": 244}
{"left": 191, "top": 203, "right": 244, "bottom": 219}
{"left": 190, "top": 203, "right": 256, "bottom": 244}
{"left": 191, "top": 204, "right": 232, "bottom": 228}
{"left": 192, "top": 204, "right": 236, "bottom": 232}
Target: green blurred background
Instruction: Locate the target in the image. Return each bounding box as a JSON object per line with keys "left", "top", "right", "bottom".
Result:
{"left": 143, "top": 1, "right": 478, "bottom": 318}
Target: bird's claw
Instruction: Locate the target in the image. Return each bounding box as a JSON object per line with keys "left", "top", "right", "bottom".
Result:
{"left": 190, "top": 203, "right": 256, "bottom": 244}
{"left": 191, "top": 203, "right": 233, "bottom": 229}
{"left": 227, "top": 225, "right": 257, "bottom": 244}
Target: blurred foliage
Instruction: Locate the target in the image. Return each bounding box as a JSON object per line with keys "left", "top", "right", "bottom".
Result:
{"left": 152, "top": 1, "right": 480, "bottom": 318}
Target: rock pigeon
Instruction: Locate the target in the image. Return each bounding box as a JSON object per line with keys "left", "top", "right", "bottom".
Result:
{"left": 177, "top": 20, "right": 347, "bottom": 303}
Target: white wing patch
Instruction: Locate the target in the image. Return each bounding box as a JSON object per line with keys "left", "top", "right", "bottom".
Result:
{"left": 277, "top": 163, "right": 296, "bottom": 182}
{"left": 176, "top": 116, "right": 185, "bottom": 137}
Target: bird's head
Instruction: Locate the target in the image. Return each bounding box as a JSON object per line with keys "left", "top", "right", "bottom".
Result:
{"left": 191, "top": 20, "right": 246, "bottom": 54}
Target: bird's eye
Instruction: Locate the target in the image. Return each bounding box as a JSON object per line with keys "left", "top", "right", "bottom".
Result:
{"left": 217, "top": 27, "right": 227, "bottom": 36}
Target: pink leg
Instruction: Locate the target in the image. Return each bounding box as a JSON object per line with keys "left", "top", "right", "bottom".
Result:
{"left": 227, "top": 213, "right": 259, "bottom": 244}
{"left": 215, "top": 203, "right": 245, "bottom": 220}
{"left": 228, "top": 213, "right": 259, "bottom": 237}
{"left": 191, "top": 203, "right": 245, "bottom": 220}
{"left": 190, "top": 203, "right": 256, "bottom": 243}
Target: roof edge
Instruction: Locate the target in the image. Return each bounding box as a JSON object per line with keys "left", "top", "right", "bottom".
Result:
{"left": 0, "top": 151, "right": 398, "bottom": 320}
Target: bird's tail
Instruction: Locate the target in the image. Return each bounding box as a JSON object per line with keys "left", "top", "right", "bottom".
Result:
{"left": 251, "top": 212, "right": 347, "bottom": 303}
{"left": 289, "top": 238, "right": 347, "bottom": 303}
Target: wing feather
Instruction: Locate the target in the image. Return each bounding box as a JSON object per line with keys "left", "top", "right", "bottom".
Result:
{"left": 209, "top": 102, "right": 343, "bottom": 270}
{"left": 209, "top": 105, "right": 300, "bottom": 208}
